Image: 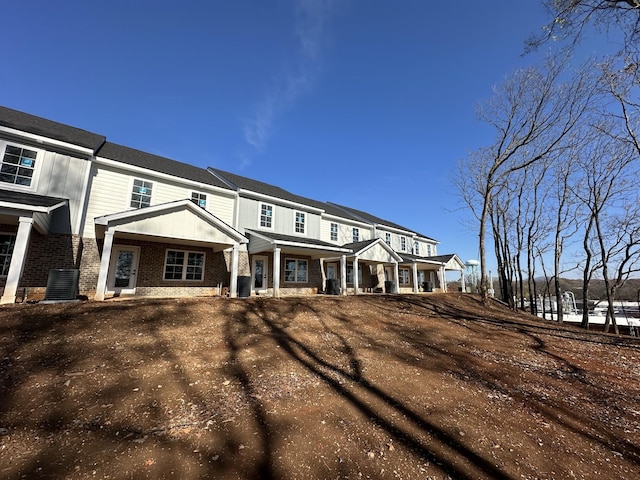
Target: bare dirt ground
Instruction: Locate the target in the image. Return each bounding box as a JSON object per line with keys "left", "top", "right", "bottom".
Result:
{"left": 0, "top": 293, "right": 639, "bottom": 480}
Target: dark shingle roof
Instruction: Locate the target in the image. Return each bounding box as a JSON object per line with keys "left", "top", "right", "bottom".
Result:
{"left": 246, "top": 230, "right": 348, "bottom": 249}
{"left": 328, "top": 202, "right": 436, "bottom": 241}
{"left": 340, "top": 238, "right": 380, "bottom": 252}
{"left": 0, "top": 106, "right": 105, "bottom": 151}
{"left": 0, "top": 190, "right": 67, "bottom": 208}
{"left": 210, "top": 168, "right": 366, "bottom": 222}
{"left": 97, "top": 143, "right": 232, "bottom": 190}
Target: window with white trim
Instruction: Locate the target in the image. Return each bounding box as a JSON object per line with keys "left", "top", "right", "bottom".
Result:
{"left": 0, "top": 144, "right": 38, "bottom": 187}
{"left": 400, "top": 236, "right": 407, "bottom": 251}
{"left": 259, "top": 203, "right": 273, "bottom": 229}
{"left": 295, "top": 211, "right": 305, "bottom": 234}
{"left": 0, "top": 233, "right": 16, "bottom": 276}
{"left": 414, "top": 241, "right": 420, "bottom": 255}
{"left": 191, "top": 192, "right": 207, "bottom": 208}
{"left": 131, "top": 179, "right": 153, "bottom": 209}
{"left": 399, "top": 268, "right": 410, "bottom": 285}
{"left": 426, "top": 244, "right": 432, "bottom": 256}
{"left": 164, "top": 249, "right": 205, "bottom": 281}
{"left": 284, "top": 258, "right": 308, "bottom": 283}
{"left": 330, "top": 223, "right": 338, "bottom": 242}
{"left": 352, "top": 227, "right": 359, "bottom": 242}
{"left": 385, "top": 232, "right": 391, "bottom": 246}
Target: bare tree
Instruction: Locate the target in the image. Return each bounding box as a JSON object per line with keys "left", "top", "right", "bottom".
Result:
{"left": 528, "top": 0, "right": 640, "bottom": 53}
{"left": 463, "top": 55, "right": 597, "bottom": 301}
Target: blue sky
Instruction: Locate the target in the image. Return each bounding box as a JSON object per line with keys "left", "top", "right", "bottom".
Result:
{"left": 2, "top": 1, "right": 590, "bottom": 272}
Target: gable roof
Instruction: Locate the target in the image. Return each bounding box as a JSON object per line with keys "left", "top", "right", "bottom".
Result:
{"left": 97, "top": 142, "right": 232, "bottom": 190}
{"left": 0, "top": 190, "right": 67, "bottom": 210}
{"left": 0, "top": 106, "right": 106, "bottom": 151}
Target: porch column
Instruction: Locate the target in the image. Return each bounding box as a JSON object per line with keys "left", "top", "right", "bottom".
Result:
{"left": 229, "top": 244, "right": 239, "bottom": 298}
{"left": 340, "top": 254, "right": 347, "bottom": 296}
{"left": 94, "top": 228, "right": 115, "bottom": 301}
{"left": 412, "top": 262, "right": 419, "bottom": 293}
{"left": 393, "top": 262, "right": 399, "bottom": 294}
{"left": 460, "top": 270, "right": 466, "bottom": 293}
{"left": 0, "top": 217, "right": 33, "bottom": 304}
{"left": 273, "top": 246, "right": 281, "bottom": 298}
{"left": 353, "top": 256, "right": 359, "bottom": 295}
{"left": 439, "top": 266, "right": 446, "bottom": 292}
{"left": 320, "top": 258, "right": 325, "bottom": 291}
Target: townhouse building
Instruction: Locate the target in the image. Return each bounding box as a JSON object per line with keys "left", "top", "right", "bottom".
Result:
{"left": 0, "top": 106, "right": 464, "bottom": 304}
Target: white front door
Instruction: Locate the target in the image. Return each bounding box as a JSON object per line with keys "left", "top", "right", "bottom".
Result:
{"left": 252, "top": 256, "right": 268, "bottom": 294}
{"left": 107, "top": 246, "right": 140, "bottom": 295}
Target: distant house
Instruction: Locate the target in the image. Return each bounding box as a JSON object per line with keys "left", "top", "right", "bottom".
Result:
{"left": 0, "top": 106, "right": 464, "bottom": 303}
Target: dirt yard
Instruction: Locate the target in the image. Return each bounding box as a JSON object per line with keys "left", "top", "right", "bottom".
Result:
{"left": 0, "top": 293, "right": 639, "bottom": 479}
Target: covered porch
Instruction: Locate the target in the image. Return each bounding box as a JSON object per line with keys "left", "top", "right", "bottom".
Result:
{"left": 93, "top": 199, "right": 247, "bottom": 300}
{"left": 399, "top": 253, "right": 466, "bottom": 293}
{"left": 0, "top": 191, "right": 68, "bottom": 304}
{"left": 326, "top": 239, "right": 403, "bottom": 295}
{"left": 245, "top": 230, "right": 351, "bottom": 298}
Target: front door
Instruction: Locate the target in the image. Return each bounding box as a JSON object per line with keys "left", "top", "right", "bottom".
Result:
{"left": 107, "top": 246, "right": 140, "bottom": 295}
{"left": 252, "top": 256, "right": 268, "bottom": 294}
{"left": 326, "top": 263, "right": 337, "bottom": 280}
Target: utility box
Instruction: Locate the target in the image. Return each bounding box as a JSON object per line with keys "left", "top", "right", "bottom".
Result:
{"left": 45, "top": 269, "right": 79, "bottom": 301}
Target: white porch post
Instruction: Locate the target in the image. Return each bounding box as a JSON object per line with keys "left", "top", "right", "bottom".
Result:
{"left": 273, "top": 246, "right": 281, "bottom": 298}
{"left": 353, "top": 256, "right": 359, "bottom": 295}
{"left": 460, "top": 270, "right": 466, "bottom": 292}
{"left": 439, "top": 266, "right": 446, "bottom": 292}
{"left": 229, "top": 244, "right": 239, "bottom": 298}
{"left": 412, "top": 262, "right": 419, "bottom": 293}
{"left": 0, "top": 217, "right": 33, "bottom": 304}
{"left": 320, "top": 258, "right": 325, "bottom": 291}
{"left": 340, "top": 254, "right": 347, "bottom": 296}
{"left": 393, "top": 262, "right": 399, "bottom": 294}
{"left": 94, "top": 228, "right": 115, "bottom": 301}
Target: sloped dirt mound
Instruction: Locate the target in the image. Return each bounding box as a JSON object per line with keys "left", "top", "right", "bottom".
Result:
{"left": 0, "top": 293, "right": 639, "bottom": 479}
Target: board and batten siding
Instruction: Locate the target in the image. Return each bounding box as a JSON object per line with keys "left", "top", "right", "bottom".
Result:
{"left": 321, "top": 218, "right": 372, "bottom": 245}
{"left": 237, "top": 197, "right": 321, "bottom": 238}
{"left": 82, "top": 164, "right": 236, "bottom": 238}
{"left": 33, "top": 151, "right": 91, "bottom": 234}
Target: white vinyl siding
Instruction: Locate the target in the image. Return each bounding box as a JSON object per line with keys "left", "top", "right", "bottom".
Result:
{"left": 84, "top": 164, "right": 236, "bottom": 238}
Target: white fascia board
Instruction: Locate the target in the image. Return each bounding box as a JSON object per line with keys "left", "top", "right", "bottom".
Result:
{"left": 0, "top": 199, "right": 67, "bottom": 214}
{"left": 94, "top": 199, "right": 248, "bottom": 243}
{"left": 93, "top": 156, "right": 238, "bottom": 199}
{"left": 355, "top": 238, "right": 403, "bottom": 262}
{"left": 0, "top": 126, "right": 95, "bottom": 158}
{"left": 413, "top": 234, "right": 439, "bottom": 244}
{"left": 238, "top": 189, "right": 325, "bottom": 213}
{"left": 247, "top": 229, "right": 348, "bottom": 253}
{"left": 402, "top": 258, "right": 444, "bottom": 266}
{"left": 321, "top": 212, "right": 371, "bottom": 229}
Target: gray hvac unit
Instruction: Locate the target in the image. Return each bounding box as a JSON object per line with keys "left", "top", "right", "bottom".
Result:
{"left": 45, "top": 269, "right": 79, "bottom": 301}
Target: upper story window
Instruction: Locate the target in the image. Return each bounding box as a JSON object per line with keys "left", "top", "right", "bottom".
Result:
{"left": 385, "top": 233, "right": 391, "bottom": 246}
{"left": 414, "top": 241, "right": 420, "bottom": 255}
{"left": 0, "top": 144, "right": 38, "bottom": 187}
{"left": 352, "top": 227, "right": 359, "bottom": 243}
{"left": 330, "top": 223, "right": 338, "bottom": 242}
{"left": 295, "top": 211, "right": 306, "bottom": 234}
{"left": 259, "top": 203, "right": 273, "bottom": 229}
{"left": 131, "top": 179, "right": 153, "bottom": 209}
{"left": 191, "top": 192, "right": 207, "bottom": 208}
{"left": 0, "top": 233, "right": 16, "bottom": 276}
{"left": 400, "top": 236, "right": 407, "bottom": 251}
